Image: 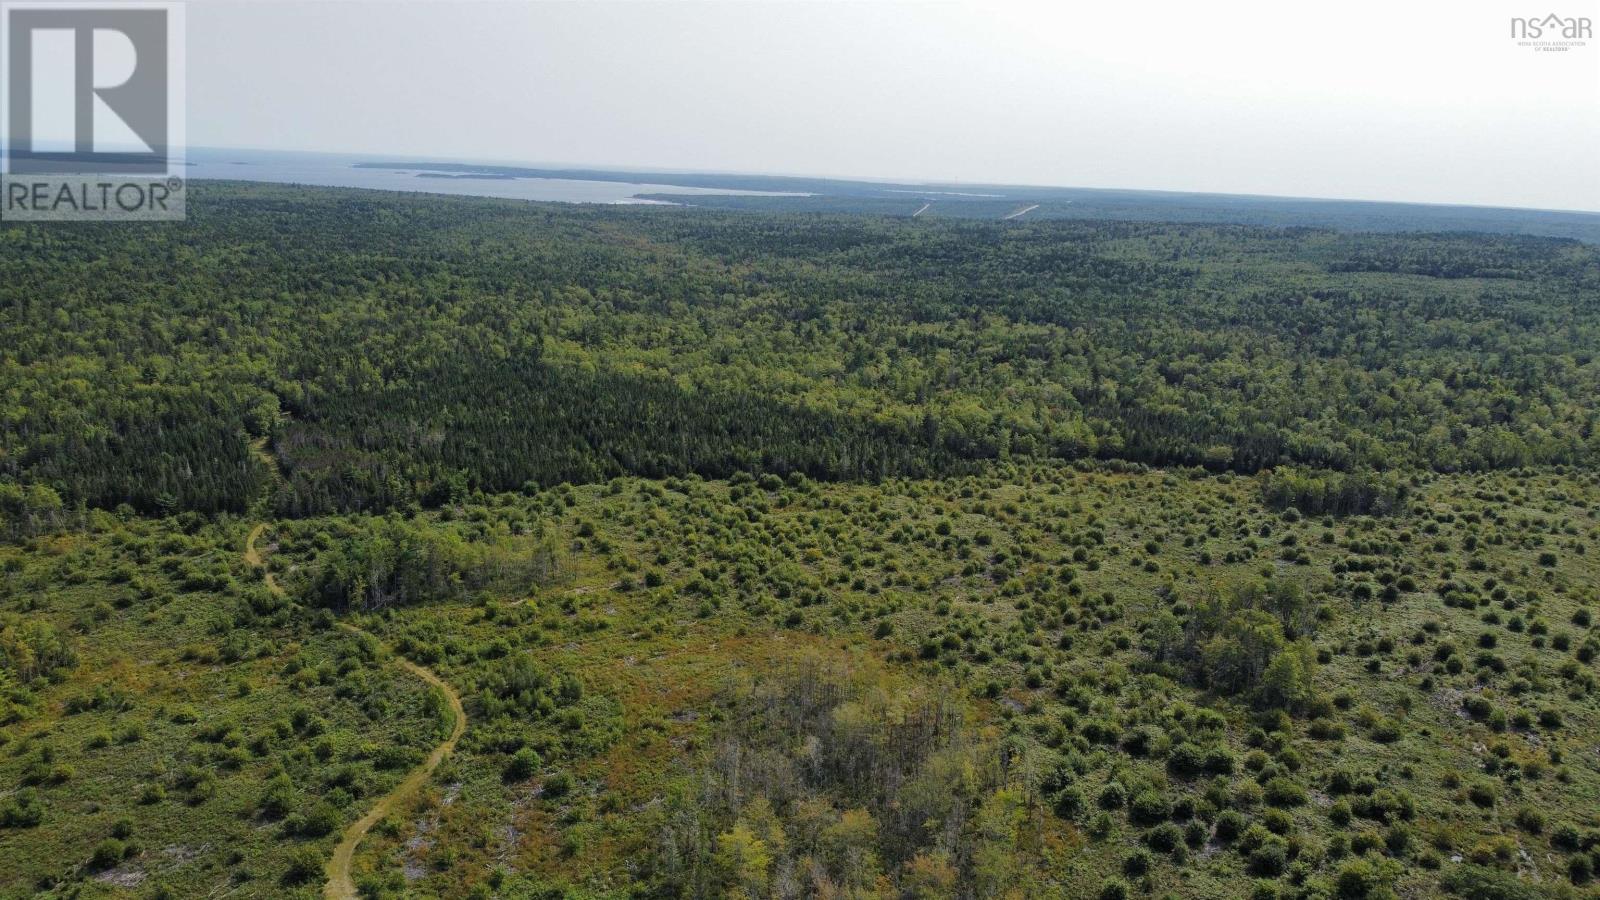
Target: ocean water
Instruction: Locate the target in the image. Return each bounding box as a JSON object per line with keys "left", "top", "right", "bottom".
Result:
{"left": 184, "top": 149, "right": 799, "bottom": 205}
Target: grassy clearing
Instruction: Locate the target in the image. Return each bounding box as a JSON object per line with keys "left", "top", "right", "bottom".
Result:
{"left": 0, "top": 518, "right": 444, "bottom": 898}
{"left": 230, "top": 463, "right": 1600, "bottom": 897}
{"left": 3, "top": 463, "right": 1597, "bottom": 897}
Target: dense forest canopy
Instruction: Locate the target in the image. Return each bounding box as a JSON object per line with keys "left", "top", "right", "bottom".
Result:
{"left": 2, "top": 183, "right": 1598, "bottom": 520}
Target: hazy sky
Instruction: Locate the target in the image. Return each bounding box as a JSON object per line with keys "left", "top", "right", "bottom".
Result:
{"left": 188, "top": 0, "right": 1600, "bottom": 210}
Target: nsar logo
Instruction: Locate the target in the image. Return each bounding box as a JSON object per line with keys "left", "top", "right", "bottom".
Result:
{"left": 1509, "top": 12, "right": 1592, "bottom": 52}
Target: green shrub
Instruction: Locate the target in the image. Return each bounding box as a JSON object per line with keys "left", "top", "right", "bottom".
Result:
{"left": 1054, "top": 786, "right": 1085, "bottom": 819}
{"left": 1514, "top": 807, "right": 1545, "bottom": 834}
{"left": 1263, "top": 777, "right": 1306, "bottom": 807}
{"left": 542, "top": 771, "right": 573, "bottom": 798}
{"left": 504, "top": 747, "right": 542, "bottom": 782}
{"left": 1215, "top": 810, "right": 1246, "bottom": 843}
{"left": 1247, "top": 839, "right": 1288, "bottom": 876}
{"left": 1329, "top": 799, "right": 1353, "bottom": 826}
{"left": 284, "top": 846, "right": 323, "bottom": 884}
{"left": 0, "top": 789, "right": 44, "bottom": 828}
{"left": 1466, "top": 782, "right": 1497, "bottom": 809}
{"left": 1130, "top": 790, "right": 1170, "bottom": 825}
{"left": 258, "top": 773, "right": 295, "bottom": 819}
{"left": 1146, "top": 822, "right": 1184, "bottom": 853}
{"left": 90, "top": 838, "right": 127, "bottom": 870}
{"left": 1335, "top": 857, "right": 1398, "bottom": 899}
{"left": 1569, "top": 855, "right": 1593, "bottom": 885}
{"left": 1098, "top": 781, "right": 1128, "bottom": 810}
{"left": 300, "top": 800, "right": 341, "bottom": 837}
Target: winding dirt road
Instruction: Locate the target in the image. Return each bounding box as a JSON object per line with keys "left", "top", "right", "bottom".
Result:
{"left": 243, "top": 523, "right": 467, "bottom": 899}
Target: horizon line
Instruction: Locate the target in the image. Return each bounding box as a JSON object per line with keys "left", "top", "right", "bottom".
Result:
{"left": 185, "top": 143, "right": 1600, "bottom": 218}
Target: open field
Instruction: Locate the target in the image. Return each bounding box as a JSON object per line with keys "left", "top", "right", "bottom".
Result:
{"left": 6, "top": 462, "right": 1598, "bottom": 897}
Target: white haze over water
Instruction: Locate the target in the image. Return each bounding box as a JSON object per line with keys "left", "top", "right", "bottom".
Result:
{"left": 187, "top": 0, "right": 1600, "bottom": 211}
{"left": 182, "top": 149, "right": 808, "bottom": 204}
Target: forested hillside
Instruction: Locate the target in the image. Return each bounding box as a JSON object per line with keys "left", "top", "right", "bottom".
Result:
{"left": 3, "top": 183, "right": 1598, "bottom": 520}
{"left": 2, "top": 185, "right": 1599, "bottom": 899}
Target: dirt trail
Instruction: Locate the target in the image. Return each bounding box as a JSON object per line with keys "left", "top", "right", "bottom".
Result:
{"left": 242, "top": 521, "right": 467, "bottom": 900}
{"left": 1002, "top": 203, "right": 1039, "bottom": 220}
{"left": 242, "top": 524, "right": 280, "bottom": 593}
{"left": 323, "top": 629, "right": 465, "bottom": 899}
